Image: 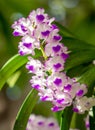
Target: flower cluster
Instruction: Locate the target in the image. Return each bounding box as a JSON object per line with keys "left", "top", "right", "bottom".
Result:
{"left": 12, "top": 8, "right": 95, "bottom": 113}
{"left": 26, "top": 114, "right": 79, "bottom": 130}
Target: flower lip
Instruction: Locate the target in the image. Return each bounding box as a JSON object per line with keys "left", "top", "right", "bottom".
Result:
{"left": 19, "top": 50, "right": 25, "bottom": 56}
{"left": 64, "top": 84, "right": 72, "bottom": 91}
{"left": 76, "top": 89, "right": 84, "bottom": 97}
{"left": 41, "top": 30, "right": 50, "bottom": 36}
{"left": 73, "top": 107, "right": 79, "bottom": 113}
{"left": 32, "top": 84, "right": 40, "bottom": 90}
{"left": 23, "top": 42, "right": 32, "bottom": 48}
{"left": 36, "top": 14, "right": 45, "bottom": 22}
{"left": 52, "top": 106, "right": 59, "bottom": 112}
{"left": 86, "top": 122, "right": 90, "bottom": 128}
{"left": 53, "top": 35, "right": 62, "bottom": 41}
{"left": 38, "top": 121, "right": 44, "bottom": 125}
{"left": 52, "top": 45, "right": 61, "bottom": 52}
{"left": 48, "top": 122, "right": 55, "bottom": 127}
{"left": 61, "top": 53, "right": 69, "bottom": 60}
{"left": 51, "top": 24, "right": 58, "bottom": 30}
{"left": 54, "top": 78, "right": 62, "bottom": 86}
{"left": 41, "top": 96, "right": 49, "bottom": 101}
{"left": 13, "top": 31, "right": 20, "bottom": 36}
{"left": 53, "top": 63, "right": 61, "bottom": 69}
{"left": 26, "top": 65, "right": 34, "bottom": 71}
{"left": 57, "top": 99, "right": 64, "bottom": 104}
{"left": 21, "top": 25, "right": 27, "bottom": 32}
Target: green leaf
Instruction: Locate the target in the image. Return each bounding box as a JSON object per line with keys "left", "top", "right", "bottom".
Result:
{"left": 55, "top": 22, "right": 95, "bottom": 52}
{"left": 55, "top": 22, "right": 74, "bottom": 38}
{"left": 71, "top": 113, "right": 86, "bottom": 130}
{"left": 33, "top": 48, "right": 42, "bottom": 59}
{"left": 66, "top": 64, "right": 91, "bottom": 78}
{"left": 7, "top": 71, "right": 21, "bottom": 87}
{"left": 63, "top": 37, "right": 95, "bottom": 51}
{"left": 79, "top": 66, "right": 95, "bottom": 96}
{"left": 0, "top": 54, "right": 28, "bottom": 90}
{"left": 65, "top": 50, "right": 95, "bottom": 71}
{"left": 60, "top": 106, "right": 73, "bottom": 130}
{"left": 13, "top": 89, "right": 39, "bottom": 130}
{"left": 54, "top": 111, "right": 62, "bottom": 126}
{"left": 79, "top": 65, "right": 95, "bottom": 86}
{"left": 90, "top": 107, "right": 95, "bottom": 130}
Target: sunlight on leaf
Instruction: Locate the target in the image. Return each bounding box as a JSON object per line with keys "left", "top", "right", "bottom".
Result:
{"left": 7, "top": 71, "right": 21, "bottom": 87}
{"left": 0, "top": 54, "right": 28, "bottom": 90}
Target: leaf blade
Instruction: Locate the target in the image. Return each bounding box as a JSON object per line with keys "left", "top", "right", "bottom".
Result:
{"left": 65, "top": 50, "right": 95, "bottom": 70}
{"left": 55, "top": 22, "right": 74, "bottom": 38}
{"left": 13, "top": 89, "right": 39, "bottom": 130}
{"left": 0, "top": 54, "right": 28, "bottom": 90}
{"left": 63, "top": 37, "right": 95, "bottom": 51}
{"left": 60, "top": 106, "right": 73, "bottom": 130}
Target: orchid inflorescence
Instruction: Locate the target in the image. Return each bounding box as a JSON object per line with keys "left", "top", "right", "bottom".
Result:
{"left": 12, "top": 8, "right": 95, "bottom": 114}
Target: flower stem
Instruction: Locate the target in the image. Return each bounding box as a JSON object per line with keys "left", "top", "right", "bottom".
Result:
{"left": 40, "top": 44, "right": 47, "bottom": 60}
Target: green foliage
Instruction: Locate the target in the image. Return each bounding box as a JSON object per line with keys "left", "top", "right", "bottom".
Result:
{"left": 0, "top": 54, "right": 28, "bottom": 90}
{"left": 90, "top": 106, "right": 95, "bottom": 130}
{"left": 60, "top": 106, "right": 73, "bottom": 130}
{"left": 13, "top": 89, "right": 39, "bottom": 130}
{"left": 65, "top": 50, "right": 95, "bottom": 70}
{"left": 54, "top": 22, "right": 74, "bottom": 38}
{"left": 63, "top": 37, "right": 95, "bottom": 51}
{"left": 79, "top": 66, "right": 95, "bottom": 96}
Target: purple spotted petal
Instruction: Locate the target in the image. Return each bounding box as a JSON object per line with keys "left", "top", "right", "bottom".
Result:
{"left": 28, "top": 118, "right": 32, "bottom": 123}
{"left": 61, "top": 53, "right": 69, "bottom": 60}
{"left": 51, "top": 24, "right": 58, "bottom": 30}
{"left": 19, "top": 50, "right": 25, "bottom": 56}
{"left": 41, "top": 30, "right": 50, "bottom": 36}
{"left": 64, "top": 84, "right": 72, "bottom": 91}
{"left": 52, "top": 106, "right": 59, "bottom": 112}
{"left": 36, "top": 14, "right": 45, "bottom": 22}
{"left": 76, "top": 89, "right": 84, "bottom": 97}
{"left": 73, "top": 108, "right": 79, "bottom": 113}
{"left": 54, "top": 78, "right": 62, "bottom": 86}
{"left": 38, "top": 121, "right": 44, "bottom": 125}
{"left": 53, "top": 63, "right": 61, "bottom": 69}
{"left": 41, "top": 96, "right": 48, "bottom": 101}
{"left": 52, "top": 45, "right": 61, "bottom": 53}
{"left": 57, "top": 99, "right": 64, "bottom": 104}
{"left": 26, "top": 65, "right": 34, "bottom": 71}
{"left": 53, "top": 35, "right": 62, "bottom": 41}
{"left": 23, "top": 42, "right": 32, "bottom": 48}
{"left": 48, "top": 122, "right": 55, "bottom": 127}
{"left": 21, "top": 25, "right": 27, "bottom": 32}
{"left": 86, "top": 122, "right": 90, "bottom": 128}
{"left": 32, "top": 84, "right": 40, "bottom": 90}
{"left": 13, "top": 31, "right": 20, "bottom": 36}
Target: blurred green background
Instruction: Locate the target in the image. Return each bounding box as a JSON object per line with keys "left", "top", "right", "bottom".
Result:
{"left": 0, "top": 0, "right": 95, "bottom": 130}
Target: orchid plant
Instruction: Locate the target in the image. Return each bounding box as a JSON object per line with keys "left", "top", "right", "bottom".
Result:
{"left": 0, "top": 8, "right": 95, "bottom": 130}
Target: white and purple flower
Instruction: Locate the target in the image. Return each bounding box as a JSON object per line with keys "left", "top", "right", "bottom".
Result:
{"left": 26, "top": 114, "right": 59, "bottom": 130}
{"left": 12, "top": 8, "right": 95, "bottom": 114}
{"left": 26, "top": 114, "right": 80, "bottom": 130}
